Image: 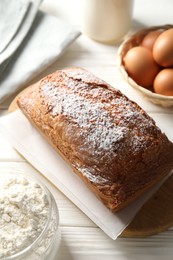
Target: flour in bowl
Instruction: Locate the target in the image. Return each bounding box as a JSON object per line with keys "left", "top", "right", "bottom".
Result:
{"left": 0, "top": 175, "right": 49, "bottom": 258}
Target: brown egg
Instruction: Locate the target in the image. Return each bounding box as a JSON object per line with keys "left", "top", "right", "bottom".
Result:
{"left": 153, "top": 28, "right": 173, "bottom": 67}
{"left": 154, "top": 68, "right": 173, "bottom": 96}
{"left": 141, "top": 30, "right": 162, "bottom": 51}
{"left": 123, "top": 46, "right": 160, "bottom": 88}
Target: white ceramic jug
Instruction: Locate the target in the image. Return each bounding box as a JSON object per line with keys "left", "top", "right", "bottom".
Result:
{"left": 82, "top": 0, "right": 134, "bottom": 44}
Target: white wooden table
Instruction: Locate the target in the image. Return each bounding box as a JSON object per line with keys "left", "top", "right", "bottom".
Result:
{"left": 1, "top": 0, "right": 173, "bottom": 259}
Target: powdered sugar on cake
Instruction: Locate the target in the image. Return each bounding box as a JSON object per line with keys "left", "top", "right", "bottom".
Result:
{"left": 39, "top": 71, "right": 160, "bottom": 183}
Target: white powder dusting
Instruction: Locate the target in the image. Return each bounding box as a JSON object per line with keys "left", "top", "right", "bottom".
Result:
{"left": 0, "top": 175, "right": 49, "bottom": 258}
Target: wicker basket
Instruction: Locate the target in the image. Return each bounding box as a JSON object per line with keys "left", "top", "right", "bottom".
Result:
{"left": 117, "top": 24, "right": 173, "bottom": 107}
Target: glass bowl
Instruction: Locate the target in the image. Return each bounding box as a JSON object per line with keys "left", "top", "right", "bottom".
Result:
{"left": 0, "top": 171, "right": 61, "bottom": 260}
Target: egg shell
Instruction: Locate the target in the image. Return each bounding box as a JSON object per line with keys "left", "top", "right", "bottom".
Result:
{"left": 153, "top": 28, "right": 173, "bottom": 67}
{"left": 154, "top": 68, "right": 173, "bottom": 96}
{"left": 141, "top": 30, "right": 162, "bottom": 51}
{"left": 123, "top": 46, "right": 160, "bottom": 88}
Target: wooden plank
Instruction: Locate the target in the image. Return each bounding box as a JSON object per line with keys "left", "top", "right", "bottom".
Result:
{"left": 0, "top": 131, "right": 25, "bottom": 161}
{"left": 58, "top": 226, "right": 173, "bottom": 260}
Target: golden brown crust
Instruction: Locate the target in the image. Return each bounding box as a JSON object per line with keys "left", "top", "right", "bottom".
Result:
{"left": 17, "top": 67, "right": 173, "bottom": 212}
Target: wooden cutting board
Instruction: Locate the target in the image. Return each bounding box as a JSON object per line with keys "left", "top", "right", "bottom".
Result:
{"left": 9, "top": 89, "right": 173, "bottom": 238}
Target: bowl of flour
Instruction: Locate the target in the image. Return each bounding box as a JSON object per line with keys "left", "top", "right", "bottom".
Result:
{"left": 0, "top": 173, "right": 61, "bottom": 260}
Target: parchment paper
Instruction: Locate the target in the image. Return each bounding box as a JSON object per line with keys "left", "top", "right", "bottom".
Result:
{"left": 0, "top": 110, "right": 171, "bottom": 239}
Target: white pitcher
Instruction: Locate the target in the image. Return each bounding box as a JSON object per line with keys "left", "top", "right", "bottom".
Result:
{"left": 82, "top": 0, "right": 134, "bottom": 44}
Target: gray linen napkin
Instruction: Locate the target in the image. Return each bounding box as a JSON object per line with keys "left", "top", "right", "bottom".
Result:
{"left": 0, "top": 2, "right": 80, "bottom": 103}
{"left": 0, "top": 0, "right": 30, "bottom": 53}
{"left": 0, "top": 0, "right": 42, "bottom": 74}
